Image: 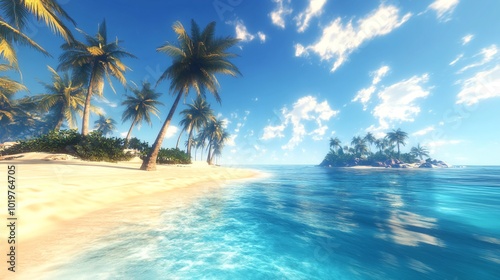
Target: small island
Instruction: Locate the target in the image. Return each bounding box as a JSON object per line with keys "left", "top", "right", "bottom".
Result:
{"left": 320, "top": 128, "right": 449, "bottom": 168}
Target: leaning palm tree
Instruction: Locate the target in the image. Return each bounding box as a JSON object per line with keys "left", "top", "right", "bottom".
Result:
{"left": 37, "top": 66, "right": 88, "bottom": 131}
{"left": 140, "top": 20, "right": 241, "bottom": 171}
{"left": 385, "top": 128, "right": 408, "bottom": 159}
{"left": 58, "top": 19, "right": 135, "bottom": 136}
{"left": 211, "top": 130, "right": 230, "bottom": 165}
{"left": 411, "top": 144, "right": 430, "bottom": 160}
{"left": 329, "top": 137, "right": 342, "bottom": 153}
{"left": 178, "top": 95, "right": 215, "bottom": 157}
{"left": 364, "top": 132, "right": 376, "bottom": 152}
{"left": 121, "top": 81, "right": 163, "bottom": 143}
{"left": 94, "top": 115, "right": 116, "bottom": 136}
{"left": 0, "top": 0, "right": 75, "bottom": 67}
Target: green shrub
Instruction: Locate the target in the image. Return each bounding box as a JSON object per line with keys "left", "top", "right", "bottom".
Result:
{"left": 74, "top": 131, "right": 133, "bottom": 162}
{"left": 156, "top": 148, "right": 191, "bottom": 165}
{"left": 1, "top": 129, "right": 81, "bottom": 155}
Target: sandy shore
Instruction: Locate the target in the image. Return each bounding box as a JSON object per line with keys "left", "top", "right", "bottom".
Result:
{"left": 0, "top": 153, "right": 261, "bottom": 278}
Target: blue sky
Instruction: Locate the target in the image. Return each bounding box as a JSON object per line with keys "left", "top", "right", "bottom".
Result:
{"left": 11, "top": 0, "right": 500, "bottom": 165}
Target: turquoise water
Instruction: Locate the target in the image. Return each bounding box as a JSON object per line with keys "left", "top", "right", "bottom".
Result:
{"left": 47, "top": 166, "right": 500, "bottom": 279}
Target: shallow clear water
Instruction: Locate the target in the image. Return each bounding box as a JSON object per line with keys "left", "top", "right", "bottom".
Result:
{"left": 46, "top": 166, "right": 500, "bottom": 279}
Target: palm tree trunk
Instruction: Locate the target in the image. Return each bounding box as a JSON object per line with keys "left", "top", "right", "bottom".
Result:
{"left": 140, "top": 91, "right": 183, "bottom": 171}
{"left": 175, "top": 130, "right": 183, "bottom": 149}
{"left": 54, "top": 115, "right": 64, "bottom": 131}
{"left": 125, "top": 116, "right": 138, "bottom": 147}
{"left": 186, "top": 126, "right": 194, "bottom": 158}
{"left": 397, "top": 143, "right": 400, "bottom": 159}
{"left": 206, "top": 143, "right": 212, "bottom": 165}
{"left": 81, "top": 70, "right": 97, "bottom": 136}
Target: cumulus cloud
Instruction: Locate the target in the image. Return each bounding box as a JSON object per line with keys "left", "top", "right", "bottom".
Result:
{"left": 295, "top": 5, "right": 411, "bottom": 72}
{"left": 353, "top": 66, "right": 390, "bottom": 109}
{"left": 270, "top": 0, "right": 293, "bottom": 29}
{"left": 164, "top": 125, "right": 179, "bottom": 139}
{"left": 456, "top": 65, "right": 500, "bottom": 105}
{"left": 295, "top": 0, "right": 327, "bottom": 33}
{"left": 234, "top": 20, "right": 266, "bottom": 43}
{"left": 462, "top": 34, "right": 474, "bottom": 45}
{"left": 261, "top": 96, "right": 338, "bottom": 150}
{"left": 459, "top": 45, "right": 498, "bottom": 73}
{"left": 428, "top": 0, "right": 459, "bottom": 21}
{"left": 373, "top": 74, "right": 431, "bottom": 129}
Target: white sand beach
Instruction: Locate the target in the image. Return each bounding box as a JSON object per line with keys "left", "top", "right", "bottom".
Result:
{"left": 0, "top": 153, "right": 260, "bottom": 278}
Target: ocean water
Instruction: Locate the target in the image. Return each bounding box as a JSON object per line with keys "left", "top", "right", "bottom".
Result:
{"left": 45, "top": 166, "right": 500, "bottom": 279}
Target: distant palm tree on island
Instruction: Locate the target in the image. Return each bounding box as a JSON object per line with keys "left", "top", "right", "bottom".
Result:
{"left": 58, "top": 19, "right": 136, "bottom": 136}
{"left": 386, "top": 128, "right": 408, "bottom": 159}
{"left": 411, "top": 143, "right": 430, "bottom": 160}
{"left": 121, "top": 81, "right": 164, "bottom": 144}
{"left": 140, "top": 20, "right": 241, "bottom": 171}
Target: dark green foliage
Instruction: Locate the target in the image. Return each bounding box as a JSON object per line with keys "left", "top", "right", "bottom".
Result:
{"left": 156, "top": 148, "right": 191, "bottom": 165}
{"left": 1, "top": 130, "right": 191, "bottom": 164}
{"left": 1, "top": 129, "right": 82, "bottom": 155}
{"left": 74, "top": 131, "right": 134, "bottom": 162}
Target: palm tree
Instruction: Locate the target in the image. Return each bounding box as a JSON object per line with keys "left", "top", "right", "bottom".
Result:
{"left": 385, "top": 128, "right": 409, "bottom": 159}
{"left": 200, "top": 117, "right": 227, "bottom": 165}
{"left": 121, "top": 81, "right": 163, "bottom": 143}
{"left": 351, "top": 136, "right": 368, "bottom": 157}
{"left": 140, "top": 20, "right": 241, "bottom": 171}
{"left": 0, "top": 64, "right": 26, "bottom": 133}
{"left": 329, "top": 137, "right": 342, "bottom": 153}
{"left": 364, "top": 132, "right": 376, "bottom": 152}
{"left": 58, "top": 19, "right": 135, "bottom": 136}
{"left": 211, "top": 130, "right": 230, "bottom": 165}
{"left": 0, "top": 0, "right": 75, "bottom": 67}
{"left": 94, "top": 115, "right": 116, "bottom": 136}
{"left": 411, "top": 144, "right": 429, "bottom": 160}
{"left": 178, "top": 96, "right": 215, "bottom": 157}
{"left": 37, "top": 66, "right": 89, "bottom": 131}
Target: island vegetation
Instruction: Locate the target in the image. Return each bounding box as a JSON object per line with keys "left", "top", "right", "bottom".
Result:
{"left": 320, "top": 129, "right": 449, "bottom": 168}
{"left": 0, "top": 2, "right": 238, "bottom": 168}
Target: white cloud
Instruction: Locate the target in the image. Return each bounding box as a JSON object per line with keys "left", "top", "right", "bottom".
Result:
{"left": 234, "top": 20, "right": 266, "bottom": 43}
{"left": 120, "top": 131, "right": 128, "bottom": 138}
{"left": 373, "top": 74, "right": 430, "bottom": 128}
{"left": 94, "top": 96, "right": 117, "bottom": 108}
{"left": 295, "top": 5, "right": 411, "bottom": 72}
{"left": 428, "top": 0, "right": 459, "bottom": 21}
{"left": 412, "top": 126, "right": 435, "bottom": 136}
{"left": 164, "top": 125, "right": 179, "bottom": 139}
{"left": 449, "top": 54, "right": 463, "bottom": 66}
{"left": 462, "top": 34, "right": 474, "bottom": 45}
{"left": 459, "top": 45, "right": 498, "bottom": 73}
{"left": 456, "top": 64, "right": 500, "bottom": 105}
{"left": 353, "top": 65, "right": 390, "bottom": 110}
{"left": 261, "top": 96, "right": 339, "bottom": 150}
{"left": 226, "top": 134, "right": 237, "bottom": 147}
{"left": 270, "top": 0, "right": 293, "bottom": 29}
{"left": 295, "top": 0, "right": 327, "bottom": 33}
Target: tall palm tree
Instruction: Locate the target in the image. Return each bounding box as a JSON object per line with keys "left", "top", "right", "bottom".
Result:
{"left": 121, "top": 81, "right": 163, "bottom": 143}
{"left": 201, "top": 118, "right": 228, "bottom": 165}
{"left": 58, "top": 19, "right": 135, "bottom": 136}
{"left": 364, "top": 132, "right": 376, "bottom": 152}
{"left": 385, "top": 128, "right": 408, "bottom": 159}
{"left": 351, "top": 136, "right": 368, "bottom": 157}
{"left": 178, "top": 95, "right": 215, "bottom": 157}
{"left": 211, "top": 130, "right": 230, "bottom": 165}
{"left": 329, "top": 137, "right": 342, "bottom": 153}
{"left": 140, "top": 20, "right": 241, "bottom": 171}
{"left": 0, "top": 0, "right": 75, "bottom": 67}
{"left": 37, "top": 66, "right": 88, "bottom": 131}
{"left": 411, "top": 144, "right": 430, "bottom": 160}
{"left": 94, "top": 115, "right": 116, "bottom": 136}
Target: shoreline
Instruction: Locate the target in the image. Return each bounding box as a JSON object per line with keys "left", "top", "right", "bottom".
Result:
{"left": 0, "top": 152, "right": 262, "bottom": 278}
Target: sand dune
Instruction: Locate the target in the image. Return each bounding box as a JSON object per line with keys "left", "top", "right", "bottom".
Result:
{"left": 0, "top": 153, "right": 260, "bottom": 278}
